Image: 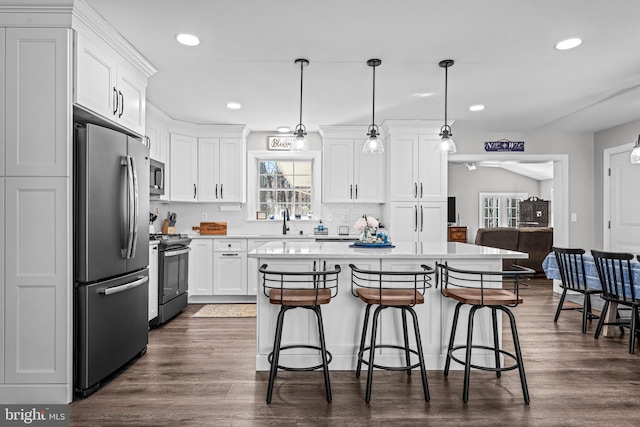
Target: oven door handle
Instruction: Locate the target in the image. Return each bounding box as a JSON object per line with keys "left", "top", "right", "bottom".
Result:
{"left": 101, "top": 276, "right": 149, "bottom": 296}
{"left": 164, "top": 247, "right": 192, "bottom": 257}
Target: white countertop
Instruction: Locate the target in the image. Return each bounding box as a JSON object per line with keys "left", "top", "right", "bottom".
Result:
{"left": 189, "top": 233, "right": 359, "bottom": 240}
{"left": 248, "top": 241, "right": 527, "bottom": 259}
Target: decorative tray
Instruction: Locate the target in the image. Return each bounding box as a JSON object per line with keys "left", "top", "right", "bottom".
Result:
{"left": 349, "top": 241, "right": 395, "bottom": 248}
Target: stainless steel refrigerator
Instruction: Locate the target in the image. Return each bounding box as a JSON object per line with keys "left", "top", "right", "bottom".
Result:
{"left": 74, "top": 122, "right": 150, "bottom": 398}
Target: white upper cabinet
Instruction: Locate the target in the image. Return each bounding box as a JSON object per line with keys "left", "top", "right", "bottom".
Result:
{"left": 5, "top": 28, "right": 72, "bottom": 177}
{"left": 169, "top": 133, "right": 198, "bottom": 202}
{"left": 384, "top": 121, "right": 447, "bottom": 202}
{"left": 321, "top": 127, "right": 384, "bottom": 203}
{"left": 198, "top": 137, "right": 246, "bottom": 203}
{"left": 75, "top": 33, "right": 146, "bottom": 136}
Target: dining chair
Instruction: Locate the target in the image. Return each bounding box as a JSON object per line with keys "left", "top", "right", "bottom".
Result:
{"left": 591, "top": 250, "right": 640, "bottom": 354}
{"left": 552, "top": 247, "right": 600, "bottom": 333}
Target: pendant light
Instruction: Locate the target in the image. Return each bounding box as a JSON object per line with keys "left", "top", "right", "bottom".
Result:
{"left": 631, "top": 134, "right": 640, "bottom": 164}
{"left": 436, "top": 59, "right": 457, "bottom": 153}
{"left": 363, "top": 58, "right": 384, "bottom": 154}
{"left": 290, "top": 58, "right": 310, "bottom": 152}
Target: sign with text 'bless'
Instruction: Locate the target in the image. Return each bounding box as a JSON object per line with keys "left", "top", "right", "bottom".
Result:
{"left": 484, "top": 140, "right": 525, "bottom": 152}
{"left": 268, "top": 136, "right": 296, "bottom": 150}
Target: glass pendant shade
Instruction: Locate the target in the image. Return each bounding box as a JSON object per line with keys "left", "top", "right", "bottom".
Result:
{"left": 290, "top": 133, "right": 310, "bottom": 152}
{"left": 631, "top": 136, "right": 640, "bottom": 164}
{"left": 436, "top": 127, "right": 457, "bottom": 153}
{"left": 363, "top": 134, "right": 384, "bottom": 154}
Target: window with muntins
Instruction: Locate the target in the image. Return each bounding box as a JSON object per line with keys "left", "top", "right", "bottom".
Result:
{"left": 479, "top": 192, "right": 527, "bottom": 228}
{"left": 258, "top": 160, "right": 312, "bottom": 219}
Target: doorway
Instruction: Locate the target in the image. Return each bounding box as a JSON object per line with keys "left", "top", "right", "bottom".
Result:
{"left": 448, "top": 153, "right": 569, "bottom": 248}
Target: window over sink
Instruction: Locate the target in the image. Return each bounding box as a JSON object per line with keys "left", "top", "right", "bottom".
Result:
{"left": 247, "top": 151, "right": 321, "bottom": 220}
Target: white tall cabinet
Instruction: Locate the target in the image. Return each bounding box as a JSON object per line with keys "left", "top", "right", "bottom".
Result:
{"left": 1, "top": 26, "right": 72, "bottom": 402}
{"left": 320, "top": 126, "right": 384, "bottom": 203}
{"left": 0, "top": 1, "right": 155, "bottom": 404}
{"left": 169, "top": 133, "right": 199, "bottom": 201}
{"left": 383, "top": 120, "right": 448, "bottom": 246}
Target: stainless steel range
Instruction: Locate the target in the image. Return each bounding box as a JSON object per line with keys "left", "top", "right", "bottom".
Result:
{"left": 149, "top": 234, "right": 192, "bottom": 326}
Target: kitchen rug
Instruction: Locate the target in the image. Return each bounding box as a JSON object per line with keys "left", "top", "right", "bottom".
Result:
{"left": 192, "top": 304, "right": 256, "bottom": 318}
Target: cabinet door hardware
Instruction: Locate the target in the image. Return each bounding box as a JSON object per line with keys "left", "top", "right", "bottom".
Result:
{"left": 193, "top": 183, "right": 197, "bottom": 199}
{"left": 414, "top": 183, "right": 418, "bottom": 198}
{"left": 350, "top": 184, "right": 353, "bottom": 199}
{"left": 220, "top": 184, "right": 223, "bottom": 199}
{"left": 113, "top": 87, "right": 118, "bottom": 115}
{"left": 355, "top": 185, "right": 358, "bottom": 199}
{"left": 215, "top": 184, "right": 218, "bottom": 199}
{"left": 118, "top": 91, "right": 124, "bottom": 118}
{"left": 420, "top": 183, "right": 423, "bottom": 198}
{"left": 420, "top": 205, "right": 424, "bottom": 232}
{"left": 414, "top": 205, "right": 418, "bottom": 232}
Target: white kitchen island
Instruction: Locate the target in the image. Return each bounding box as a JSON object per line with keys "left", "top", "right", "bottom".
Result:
{"left": 249, "top": 241, "right": 527, "bottom": 371}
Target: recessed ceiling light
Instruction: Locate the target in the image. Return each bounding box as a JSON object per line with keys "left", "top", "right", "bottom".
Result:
{"left": 277, "top": 126, "right": 291, "bottom": 133}
{"left": 176, "top": 33, "right": 200, "bottom": 46}
{"left": 469, "top": 104, "right": 485, "bottom": 111}
{"left": 413, "top": 92, "right": 434, "bottom": 98}
{"left": 226, "top": 102, "right": 242, "bottom": 110}
{"left": 554, "top": 38, "right": 582, "bottom": 50}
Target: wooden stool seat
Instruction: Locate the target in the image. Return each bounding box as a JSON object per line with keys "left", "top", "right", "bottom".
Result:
{"left": 269, "top": 288, "right": 332, "bottom": 306}
{"left": 356, "top": 288, "right": 425, "bottom": 306}
{"left": 442, "top": 288, "right": 522, "bottom": 306}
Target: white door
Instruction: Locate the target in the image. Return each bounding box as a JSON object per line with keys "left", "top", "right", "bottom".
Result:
{"left": 322, "top": 139, "right": 354, "bottom": 203}
{"left": 75, "top": 33, "right": 117, "bottom": 121}
{"left": 609, "top": 149, "right": 640, "bottom": 252}
{"left": 188, "top": 240, "right": 213, "bottom": 296}
{"left": 116, "top": 65, "right": 146, "bottom": 135}
{"left": 389, "top": 202, "right": 419, "bottom": 246}
{"left": 353, "top": 139, "right": 384, "bottom": 202}
{"left": 213, "top": 252, "right": 248, "bottom": 295}
{"left": 197, "top": 138, "right": 219, "bottom": 202}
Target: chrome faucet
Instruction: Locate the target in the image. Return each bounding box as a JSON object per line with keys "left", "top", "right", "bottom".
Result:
{"left": 282, "top": 209, "right": 290, "bottom": 235}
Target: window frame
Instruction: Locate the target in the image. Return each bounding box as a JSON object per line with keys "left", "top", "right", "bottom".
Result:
{"left": 478, "top": 192, "right": 528, "bottom": 228}
{"left": 247, "top": 151, "right": 321, "bottom": 221}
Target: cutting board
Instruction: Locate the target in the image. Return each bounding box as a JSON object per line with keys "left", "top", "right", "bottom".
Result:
{"left": 192, "top": 222, "right": 227, "bottom": 235}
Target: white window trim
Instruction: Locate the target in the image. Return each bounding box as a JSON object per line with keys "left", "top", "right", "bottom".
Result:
{"left": 247, "top": 150, "right": 322, "bottom": 221}
{"left": 478, "top": 192, "right": 528, "bottom": 228}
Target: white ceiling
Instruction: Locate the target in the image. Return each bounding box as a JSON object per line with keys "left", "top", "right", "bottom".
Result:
{"left": 83, "top": 0, "right": 640, "bottom": 135}
{"left": 449, "top": 160, "right": 555, "bottom": 181}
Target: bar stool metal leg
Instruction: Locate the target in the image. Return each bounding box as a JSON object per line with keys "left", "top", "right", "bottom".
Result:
{"left": 444, "top": 302, "right": 463, "bottom": 377}
{"left": 463, "top": 305, "right": 479, "bottom": 403}
{"left": 365, "top": 306, "right": 383, "bottom": 404}
{"left": 356, "top": 304, "right": 372, "bottom": 378}
{"left": 313, "top": 305, "right": 332, "bottom": 402}
{"left": 401, "top": 308, "right": 412, "bottom": 377}
{"left": 503, "top": 306, "right": 530, "bottom": 404}
{"left": 407, "top": 307, "right": 430, "bottom": 401}
{"left": 267, "top": 306, "right": 288, "bottom": 403}
{"left": 491, "top": 308, "right": 501, "bottom": 378}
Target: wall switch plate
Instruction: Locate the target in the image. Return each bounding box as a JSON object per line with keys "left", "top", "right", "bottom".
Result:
{"left": 326, "top": 214, "right": 333, "bottom": 221}
{"left": 571, "top": 213, "right": 577, "bottom": 222}
{"left": 201, "top": 212, "right": 208, "bottom": 221}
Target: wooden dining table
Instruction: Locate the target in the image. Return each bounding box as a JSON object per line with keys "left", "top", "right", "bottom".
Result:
{"left": 543, "top": 252, "right": 640, "bottom": 337}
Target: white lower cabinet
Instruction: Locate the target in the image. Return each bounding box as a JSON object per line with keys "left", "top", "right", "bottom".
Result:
{"left": 213, "top": 239, "right": 247, "bottom": 295}
{"left": 148, "top": 243, "right": 158, "bottom": 321}
{"left": 188, "top": 239, "right": 213, "bottom": 297}
{"left": 388, "top": 202, "right": 447, "bottom": 250}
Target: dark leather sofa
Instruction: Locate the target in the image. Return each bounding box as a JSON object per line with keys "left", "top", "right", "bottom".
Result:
{"left": 474, "top": 227, "right": 553, "bottom": 273}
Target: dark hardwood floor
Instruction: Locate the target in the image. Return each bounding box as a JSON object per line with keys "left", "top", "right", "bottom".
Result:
{"left": 70, "top": 279, "right": 640, "bottom": 426}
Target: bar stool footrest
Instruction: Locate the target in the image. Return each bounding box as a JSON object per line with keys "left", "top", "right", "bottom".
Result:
{"left": 449, "top": 344, "right": 519, "bottom": 373}
{"left": 268, "top": 344, "right": 333, "bottom": 371}
{"left": 359, "top": 344, "right": 422, "bottom": 371}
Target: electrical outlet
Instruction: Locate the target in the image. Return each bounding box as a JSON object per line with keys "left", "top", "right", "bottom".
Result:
{"left": 201, "top": 212, "right": 208, "bottom": 221}
{"left": 327, "top": 214, "right": 333, "bottom": 221}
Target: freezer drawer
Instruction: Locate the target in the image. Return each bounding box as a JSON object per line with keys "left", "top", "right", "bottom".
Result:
{"left": 75, "top": 269, "right": 149, "bottom": 396}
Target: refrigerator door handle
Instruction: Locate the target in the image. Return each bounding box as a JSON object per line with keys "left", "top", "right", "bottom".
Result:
{"left": 100, "top": 276, "right": 149, "bottom": 296}
{"left": 121, "top": 155, "right": 135, "bottom": 259}
{"left": 130, "top": 154, "right": 139, "bottom": 258}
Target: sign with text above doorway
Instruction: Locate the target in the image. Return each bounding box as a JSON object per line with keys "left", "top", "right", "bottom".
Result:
{"left": 268, "top": 136, "right": 296, "bottom": 150}
{"left": 484, "top": 139, "right": 525, "bottom": 152}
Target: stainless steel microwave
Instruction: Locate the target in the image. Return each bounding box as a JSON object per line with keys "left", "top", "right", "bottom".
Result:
{"left": 150, "top": 159, "right": 165, "bottom": 196}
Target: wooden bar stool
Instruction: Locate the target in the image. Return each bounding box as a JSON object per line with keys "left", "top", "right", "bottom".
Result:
{"left": 436, "top": 262, "right": 534, "bottom": 404}
{"left": 349, "top": 263, "right": 434, "bottom": 404}
{"left": 259, "top": 262, "right": 341, "bottom": 403}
